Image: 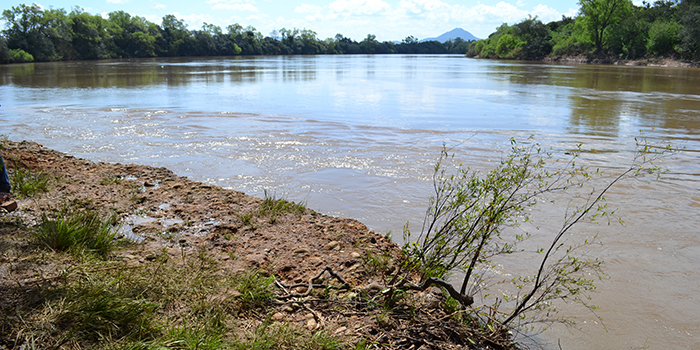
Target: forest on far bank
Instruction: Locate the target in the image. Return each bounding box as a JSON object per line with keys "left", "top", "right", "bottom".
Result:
{"left": 3, "top": 1, "right": 698, "bottom": 65}
{"left": 467, "top": 0, "right": 700, "bottom": 61}
{"left": 0, "top": 3, "right": 471, "bottom": 64}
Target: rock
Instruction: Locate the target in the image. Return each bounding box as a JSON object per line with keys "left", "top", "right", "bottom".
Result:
{"left": 325, "top": 241, "right": 340, "bottom": 250}
{"left": 1, "top": 200, "right": 17, "bottom": 212}
{"left": 144, "top": 180, "right": 156, "bottom": 187}
{"left": 293, "top": 248, "right": 309, "bottom": 255}
{"left": 350, "top": 251, "right": 362, "bottom": 259}
{"left": 272, "top": 312, "right": 286, "bottom": 321}
{"left": 362, "top": 282, "right": 384, "bottom": 295}
{"left": 307, "top": 256, "right": 323, "bottom": 266}
{"left": 305, "top": 318, "right": 317, "bottom": 330}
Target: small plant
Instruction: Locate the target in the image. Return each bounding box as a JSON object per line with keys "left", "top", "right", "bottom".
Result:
{"left": 36, "top": 209, "right": 120, "bottom": 257}
{"left": 362, "top": 250, "right": 394, "bottom": 277}
{"left": 230, "top": 270, "right": 275, "bottom": 309}
{"left": 10, "top": 166, "right": 50, "bottom": 198}
{"left": 258, "top": 190, "right": 307, "bottom": 223}
{"left": 237, "top": 211, "right": 255, "bottom": 227}
{"left": 100, "top": 175, "right": 123, "bottom": 185}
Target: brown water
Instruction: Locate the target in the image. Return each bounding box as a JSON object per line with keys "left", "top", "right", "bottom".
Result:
{"left": 1, "top": 55, "right": 699, "bottom": 349}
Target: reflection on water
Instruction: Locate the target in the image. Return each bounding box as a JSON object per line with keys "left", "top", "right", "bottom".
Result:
{"left": 1, "top": 55, "right": 700, "bottom": 350}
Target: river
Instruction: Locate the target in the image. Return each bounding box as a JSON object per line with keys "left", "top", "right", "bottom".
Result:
{"left": 1, "top": 55, "right": 699, "bottom": 349}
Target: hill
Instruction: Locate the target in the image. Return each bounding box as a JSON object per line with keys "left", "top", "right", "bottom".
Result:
{"left": 420, "top": 28, "right": 479, "bottom": 42}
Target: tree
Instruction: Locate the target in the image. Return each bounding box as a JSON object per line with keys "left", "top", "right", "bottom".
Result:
{"left": 0, "top": 37, "right": 11, "bottom": 63}
{"left": 69, "top": 7, "right": 112, "bottom": 59}
{"left": 107, "top": 11, "right": 159, "bottom": 58}
{"left": 579, "top": 0, "right": 633, "bottom": 53}
{"left": 161, "top": 14, "right": 193, "bottom": 56}
{"left": 513, "top": 16, "right": 552, "bottom": 59}
{"left": 678, "top": 5, "right": 700, "bottom": 59}
{"left": 1, "top": 4, "right": 71, "bottom": 61}
{"left": 390, "top": 137, "right": 672, "bottom": 332}
{"left": 359, "top": 34, "right": 379, "bottom": 54}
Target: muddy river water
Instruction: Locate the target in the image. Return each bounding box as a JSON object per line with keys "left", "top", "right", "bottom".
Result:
{"left": 1, "top": 55, "right": 699, "bottom": 349}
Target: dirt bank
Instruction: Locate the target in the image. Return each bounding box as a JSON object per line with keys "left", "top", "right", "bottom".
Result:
{"left": 543, "top": 55, "right": 700, "bottom": 68}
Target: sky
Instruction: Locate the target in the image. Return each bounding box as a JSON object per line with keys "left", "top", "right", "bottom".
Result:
{"left": 0, "top": 0, "right": 644, "bottom": 42}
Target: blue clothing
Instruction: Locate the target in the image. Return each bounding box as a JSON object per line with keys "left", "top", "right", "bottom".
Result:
{"left": 0, "top": 155, "right": 10, "bottom": 193}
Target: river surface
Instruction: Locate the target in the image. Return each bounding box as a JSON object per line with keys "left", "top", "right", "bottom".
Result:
{"left": 1, "top": 55, "right": 699, "bottom": 349}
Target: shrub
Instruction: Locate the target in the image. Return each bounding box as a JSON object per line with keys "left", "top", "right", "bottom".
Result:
{"left": 392, "top": 136, "right": 673, "bottom": 331}
{"left": 495, "top": 34, "right": 523, "bottom": 58}
{"left": 647, "top": 20, "right": 681, "bottom": 55}
{"left": 9, "top": 49, "right": 34, "bottom": 63}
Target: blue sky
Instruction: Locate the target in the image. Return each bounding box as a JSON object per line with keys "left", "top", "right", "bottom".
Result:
{"left": 0, "top": 0, "right": 643, "bottom": 41}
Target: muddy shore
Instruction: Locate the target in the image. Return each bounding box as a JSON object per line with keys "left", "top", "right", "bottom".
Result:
{"left": 1, "top": 139, "right": 502, "bottom": 349}
{"left": 0, "top": 139, "right": 399, "bottom": 287}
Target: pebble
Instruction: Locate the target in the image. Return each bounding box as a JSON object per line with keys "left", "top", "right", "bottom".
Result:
{"left": 272, "top": 312, "right": 285, "bottom": 321}
{"left": 350, "top": 251, "right": 362, "bottom": 259}
{"left": 306, "top": 318, "right": 317, "bottom": 329}
{"left": 325, "top": 241, "right": 340, "bottom": 250}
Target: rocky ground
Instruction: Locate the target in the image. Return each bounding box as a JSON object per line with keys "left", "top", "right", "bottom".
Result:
{"left": 0, "top": 139, "right": 505, "bottom": 349}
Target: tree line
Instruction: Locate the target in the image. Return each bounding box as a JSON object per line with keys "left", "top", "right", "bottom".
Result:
{"left": 0, "top": 4, "right": 472, "bottom": 64}
{"left": 466, "top": 0, "right": 700, "bottom": 61}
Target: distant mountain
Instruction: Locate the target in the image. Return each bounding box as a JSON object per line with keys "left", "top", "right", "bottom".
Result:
{"left": 420, "top": 28, "right": 479, "bottom": 43}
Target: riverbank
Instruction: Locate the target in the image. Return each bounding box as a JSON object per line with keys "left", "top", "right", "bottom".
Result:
{"left": 0, "top": 139, "right": 509, "bottom": 349}
{"left": 542, "top": 55, "right": 700, "bottom": 68}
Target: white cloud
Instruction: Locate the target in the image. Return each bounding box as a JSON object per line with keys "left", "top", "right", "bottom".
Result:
{"left": 106, "top": 0, "right": 130, "bottom": 4}
{"left": 471, "top": 2, "right": 524, "bottom": 23}
{"left": 328, "top": 0, "right": 391, "bottom": 16}
{"left": 206, "top": 0, "right": 258, "bottom": 12}
{"left": 397, "top": 0, "right": 451, "bottom": 15}
{"left": 295, "top": 3, "right": 323, "bottom": 15}
{"left": 152, "top": 3, "right": 166, "bottom": 10}
{"left": 305, "top": 14, "right": 325, "bottom": 21}
{"left": 531, "top": 4, "right": 562, "bottom": 22}
{"left": 168, "top": 12, "right": 218, "bottom": 29}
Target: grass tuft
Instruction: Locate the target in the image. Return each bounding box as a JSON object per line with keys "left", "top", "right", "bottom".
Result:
{"left": 233, "top": 319, "right": 345, "bottom": 350}
{"left": 230, "top": 270, "right": 275, "bottom": 309}
{"left": 258, "top": 190, "right": 307, "bottom": 223}
{"left": 36, "top": 209, "right": 119, "bottom": 257}
{"left": 10, "top": 166, "right": 51, "bottom": 198}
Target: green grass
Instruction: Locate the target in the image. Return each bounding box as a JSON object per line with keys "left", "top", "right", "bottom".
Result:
{"left": 100, "top": 175, "right": 124, "bottom": 185}
{"left": 9, "top": 166, "right": 51, "bottom": 198}
{"left": 362, "top": 250, "right": 394, "bottom": 277}
{"left": 230, "top": 270, "right": 276, "bottom": 309}
{"left": 36, "top": 209, "right": 120, "bottom": 257}
{"left": 233, "top": 319, "right": 345, "bottom": 350}
{"left": 53, "top": 276, "right": 159, "bottom": 343}
{"left": 258, "top": 190, "right": 307, "bottom": 223}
